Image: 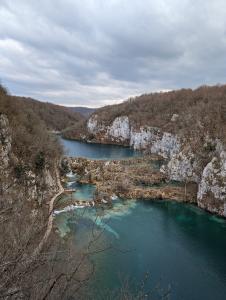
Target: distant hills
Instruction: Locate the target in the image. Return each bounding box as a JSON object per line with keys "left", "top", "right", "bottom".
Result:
{"left": 69, "top": 106, "right": 96, "bottom": 118}
{"left": 0, "top": 86, "right": 99, "bottom": 134}
{"left": 15, "top": 97, "right": 85, "bottom": 131}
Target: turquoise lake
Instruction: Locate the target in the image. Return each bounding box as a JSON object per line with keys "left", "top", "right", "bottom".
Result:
{"left": 56, "top": 138, "right": 226, "bottom": 300}
{"left": 60, "top": 137, "right": 139, "bottom": 159}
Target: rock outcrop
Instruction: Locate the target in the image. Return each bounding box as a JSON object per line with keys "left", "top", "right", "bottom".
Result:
{"left": 0, "top": 114, "right": 59, "bottom": 207}
{"left": 0, "top": 114, "right": 12, "bottom": 193}
{"left": 87, "top": 115, "right": 130, "bottom": 144}
{"left": 197, "top": 143, "right": 226, "bottom": 216}
{"left": 0, "top": 114, "right": 11, "bottom": 170}
{"left": 84, "top": 114, "right": 226, "bottom": 217}
{"left": 130, "top": 126, "right": 155, "bottom": 150}
{"left": 163, "top": 148, "right": 199, "bottom": 183}
{"left": 87, "top": 114, "right": 181, "bottom": 157}
{"left": 108, "top": 116, "right": 130, "bottom": 142}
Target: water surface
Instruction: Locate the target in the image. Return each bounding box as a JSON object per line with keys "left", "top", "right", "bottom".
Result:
{"left": 60, "top": 137, "right": 139, "bottom": 159}
{"left": 55, "top": 138, "right": 226, "bottom": 300}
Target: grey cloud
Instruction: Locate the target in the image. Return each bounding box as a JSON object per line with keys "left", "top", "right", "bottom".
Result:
{"left": 0, "top": 0, "right": 226, "bottom": 107}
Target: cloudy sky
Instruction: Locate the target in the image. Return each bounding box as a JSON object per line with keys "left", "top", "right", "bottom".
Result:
{"left": 0, "top": 0, "right": 226, "bottom": 107}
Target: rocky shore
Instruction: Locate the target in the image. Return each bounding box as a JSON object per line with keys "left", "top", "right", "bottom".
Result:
{"left": 61, "top": 155, "right": 197, "bottom": 208}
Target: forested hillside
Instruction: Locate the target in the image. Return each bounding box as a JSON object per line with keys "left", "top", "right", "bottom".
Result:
{"left": 0, "top": 86, "right": 63, "bottom": 168}
{"left": 16, "top": 96, "right": 84, "bottom": 131}
{"left": 64, "top": 85, "right": 226, "bottom": 144}
{"left": 69, "top": 106, "right": 96, "bottom": 118}
{"left": 92, "top": 85, "right": 226, "bottom": 142}
{"left": 0, "top": 85, "right": 66, "bottom": 298}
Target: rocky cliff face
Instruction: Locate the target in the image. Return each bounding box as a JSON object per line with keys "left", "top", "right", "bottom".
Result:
{"left": 87, "top": 115, "right": 180, "bottom": 156}
{"left": 87, "top": 115, "right": 130, "bottom": 144}
{"left": 0, "top": 113, "right": 63, "bottom": 299}
{"left": 197, "top": 142, "right": 226, "bottom": 216}
{"left": 85, "top": 114, "right": 226, "bottom": 217}
{"left": 163, "top": 147, "right": 199, "bottom": 183}
{"left": 0, "top": 114, "right": 12, "bottom": 193}
{"left": 0, "top": 114, "right": 11, "bottom": 170}
{"left": 0, "top": 114, "right": 59, "bottom": 207}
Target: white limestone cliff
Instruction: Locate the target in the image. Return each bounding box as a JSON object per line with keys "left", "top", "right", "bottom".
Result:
{"left": 85, "top": 114, "right": 226, "bottom": 217}
{"left": 88, "top": 115, "right": 130, "bottom": 142}
{"left": 163, "top": 149, "right": 199, "bottom": 182}
{"left": 150, "top": 132, "right": 180, "bottom": 159}
{"left": 108, "top": 116, "right": 130, "bottom": 141}
{"left": 87, "top": 115, "right": 100, "bottom": 134}
{"left": 130, "top": 127, "right": 159, "bottom": 150}
{"left": 197, "top": 142, "right": 226, "bottom": 216}
{"left": 88, "top": 115, "right": 181, "bottom": 157}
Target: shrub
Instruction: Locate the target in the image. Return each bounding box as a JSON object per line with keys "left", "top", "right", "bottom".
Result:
{"left": 35, "top": 151, "right": 45, "bottom": 170}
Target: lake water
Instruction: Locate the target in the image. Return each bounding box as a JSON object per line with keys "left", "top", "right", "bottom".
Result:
{"left": 60, "top": 137, "right": 139, "bottom": 159}
{"left": 55, "top": 138, "right": 226, "bottom": 300}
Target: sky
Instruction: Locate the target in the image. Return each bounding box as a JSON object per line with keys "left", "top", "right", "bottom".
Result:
{"left": 0, "top": 0, "right": 226, "bottom": 107}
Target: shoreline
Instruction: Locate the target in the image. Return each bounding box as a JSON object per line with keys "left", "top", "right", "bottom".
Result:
{"left": 63, "top": 155, "right": 226, "bottom": 219}
{"left": 61, "top": 135, "right": 135, "bottom": 149}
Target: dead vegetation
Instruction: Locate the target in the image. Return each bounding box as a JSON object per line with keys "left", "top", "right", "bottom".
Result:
{"left": 65, "top": 156, "right": 197, "bottom": 203}
{"left": 65, "top": 84, "right": 226, "bottom": 148}
{"left": 94, "top": 84, "right": 226, "bottom": 140}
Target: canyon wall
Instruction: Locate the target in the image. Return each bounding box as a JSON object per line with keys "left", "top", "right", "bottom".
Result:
{"left": 85, "top": 114, "right": 226, "bottom": 217}
{"left": 0, "top": 114, "right": 59, "bottom": 207}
